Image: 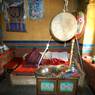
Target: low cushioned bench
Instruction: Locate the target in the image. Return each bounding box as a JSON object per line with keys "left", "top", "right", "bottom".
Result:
{"left": 10, "top": 60, "right": 37, "bottom": 85}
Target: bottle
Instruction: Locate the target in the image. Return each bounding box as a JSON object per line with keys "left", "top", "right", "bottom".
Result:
{"left": 92, "top": 56, "right": 95, "bottom": 64}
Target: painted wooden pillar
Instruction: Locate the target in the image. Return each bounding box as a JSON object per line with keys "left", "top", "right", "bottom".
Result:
{"left": 79, "top": 0, "right": 95, "bottom": 56}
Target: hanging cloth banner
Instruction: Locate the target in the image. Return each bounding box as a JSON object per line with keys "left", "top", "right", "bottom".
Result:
{"left": 28, "top": 0, "right": 44, "bottom": 20}
{"left": 3, "top": 0, "right": 26, "bottom": 32}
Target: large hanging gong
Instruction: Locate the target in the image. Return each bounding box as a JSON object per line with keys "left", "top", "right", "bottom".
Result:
{"left": 51, "top": 12, "right": 77, "bottom": 41}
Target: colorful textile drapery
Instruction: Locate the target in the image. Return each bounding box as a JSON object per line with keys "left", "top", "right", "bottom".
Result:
{"left": 3, "top": 0, "right": 26, "bottom": 32}
{"left": 28, "top": 0, "right": 44, "bottom": 19}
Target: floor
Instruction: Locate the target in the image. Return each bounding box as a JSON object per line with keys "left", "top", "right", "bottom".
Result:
{"left": 0, "top": 76, "right": 94, "bottom": 95}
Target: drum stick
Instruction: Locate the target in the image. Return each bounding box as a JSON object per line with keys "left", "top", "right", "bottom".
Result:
{"left": 69, "top": 38, "right": 75, "bottom": 68}
{"left": 38, "top": 39, "right": 51, "bottom": 68}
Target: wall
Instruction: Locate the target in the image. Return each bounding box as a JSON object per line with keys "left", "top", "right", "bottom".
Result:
{"left": 3, "top": 0, "right": 62, "bottom": 40}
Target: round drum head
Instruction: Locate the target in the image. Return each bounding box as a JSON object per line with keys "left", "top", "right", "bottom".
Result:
{"left": 51, "top": 12, "right": 77, "bottom": 41}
